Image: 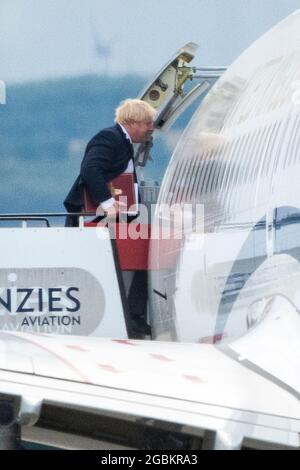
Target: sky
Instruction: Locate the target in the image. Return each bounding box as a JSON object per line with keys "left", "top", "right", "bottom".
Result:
{"left": 0, "top": 0, "right": 300, "bottom": 83}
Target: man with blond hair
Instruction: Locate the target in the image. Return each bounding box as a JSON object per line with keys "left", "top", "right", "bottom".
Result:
{"left": 64, "top": 99, "right": 156, "bottom": 338}
{"left": 64, "top": 99, "right": 156, "bottom": 217}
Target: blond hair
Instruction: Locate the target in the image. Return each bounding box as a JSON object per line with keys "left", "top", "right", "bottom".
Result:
{"left": 115, "top": 99, "right": 156, "bottom": 124}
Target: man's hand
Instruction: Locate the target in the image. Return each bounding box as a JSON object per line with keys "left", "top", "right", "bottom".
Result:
{"left": 105, "top": 200, "right": 127, "bottom": 218}
{"left": 96, "top": 200, "right": 127, "bottom": 219}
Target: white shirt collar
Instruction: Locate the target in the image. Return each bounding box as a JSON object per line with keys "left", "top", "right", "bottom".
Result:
{"left": 119, "top": 124, "right": 132, "bottom": 144}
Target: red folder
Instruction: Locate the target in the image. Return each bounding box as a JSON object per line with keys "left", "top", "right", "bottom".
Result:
{"left": 83, "top": 173, "right": 138, "bottom": 214}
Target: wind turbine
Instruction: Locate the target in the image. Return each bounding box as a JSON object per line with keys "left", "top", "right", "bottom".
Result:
{"left": 89, "top": 15, "right": 113, "bottom": 75}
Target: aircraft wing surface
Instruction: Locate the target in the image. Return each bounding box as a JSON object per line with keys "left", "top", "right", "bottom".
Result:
{"left": 0, "top": 298, "right": 299, "bottom": 450}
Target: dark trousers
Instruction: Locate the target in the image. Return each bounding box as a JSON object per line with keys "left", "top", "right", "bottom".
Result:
{"left": 127, "top": 270, "right": 148, "bottom": 323}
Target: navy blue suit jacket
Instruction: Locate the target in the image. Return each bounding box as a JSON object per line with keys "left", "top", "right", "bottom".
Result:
{"left": 64, "top": 124, "right": 134, "bottom": 212}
